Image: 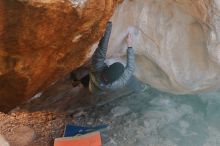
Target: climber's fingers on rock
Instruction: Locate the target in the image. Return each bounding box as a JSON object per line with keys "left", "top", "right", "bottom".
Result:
{"left": 126, "top": 33, "right": 133, "bottom": 47}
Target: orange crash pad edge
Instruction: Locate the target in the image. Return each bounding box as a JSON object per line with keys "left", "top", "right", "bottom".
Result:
{"left": 54, "top": 131, "right": 102, "bottom": 146}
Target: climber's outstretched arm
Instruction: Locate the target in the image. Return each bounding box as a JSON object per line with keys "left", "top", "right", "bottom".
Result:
{"left": 91, "top": 22, "right": 112, "bottom": 71}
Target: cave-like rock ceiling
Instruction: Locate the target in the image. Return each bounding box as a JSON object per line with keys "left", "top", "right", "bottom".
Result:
{"left": 0, "top": 0, "right": 122, "bottom": 111}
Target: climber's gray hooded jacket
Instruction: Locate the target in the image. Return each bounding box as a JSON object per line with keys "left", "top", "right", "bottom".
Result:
{"left": 89, "top": 22, "right": 135, "bottom": 94}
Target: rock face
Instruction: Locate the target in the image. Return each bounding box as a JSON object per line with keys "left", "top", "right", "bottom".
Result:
{"left": 1, "top": 0, "right": 220, "bottom": 111}
{"left": 0, "top": 134, "right": 9, "bottom": 146}
{"left": 0, "top": 0, "right": 120, "bottom": 111}
{"left": 106, "top": 0, "right": 220, "bottom": 94}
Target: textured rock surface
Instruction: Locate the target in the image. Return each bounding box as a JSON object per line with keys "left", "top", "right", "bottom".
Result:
{"left": 106, "top": 0, "right": 220, "bottom": 94}
{"left": 0, "top": 0, "right": 120, "bottom": 111}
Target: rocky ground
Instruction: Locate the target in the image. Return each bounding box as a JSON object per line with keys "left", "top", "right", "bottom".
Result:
{"left": 1, "top": 78, "right": 220, "bottom": 146}
{"left": 0, "top": 112, "right": 66, "bottom": 146}
{"left": 0, "top": 77, "right": 130, "bottom": 146}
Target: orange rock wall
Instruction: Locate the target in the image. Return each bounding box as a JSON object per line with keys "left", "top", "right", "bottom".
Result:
{"left": 0, "top": 0, "right": 121, "bottom": 112}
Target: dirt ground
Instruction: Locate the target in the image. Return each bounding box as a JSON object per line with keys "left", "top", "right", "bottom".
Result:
{"left": 0, "top": 112, "right": 67, "bottom": 146}
{"left": 0, "top": 78, "right": 129, "bottom": 146}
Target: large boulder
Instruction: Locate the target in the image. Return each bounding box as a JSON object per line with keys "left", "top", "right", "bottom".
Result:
{"left": 107, "top": 0, "right": 220, "bottom": 94}
{"left": 0, "top": 0, "right": 121, "bottom": 111}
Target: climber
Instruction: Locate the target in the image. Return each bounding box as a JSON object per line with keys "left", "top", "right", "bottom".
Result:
{"left": 70, "top": 67, "right": 90, "bottom": 88}
{"left": 89, "top": 21, "right": 147, "bottom": 95}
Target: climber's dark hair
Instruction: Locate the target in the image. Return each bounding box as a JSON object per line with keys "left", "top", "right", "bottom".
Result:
{"left": 101, "top": 62, "right": 125, "bottom": 84}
